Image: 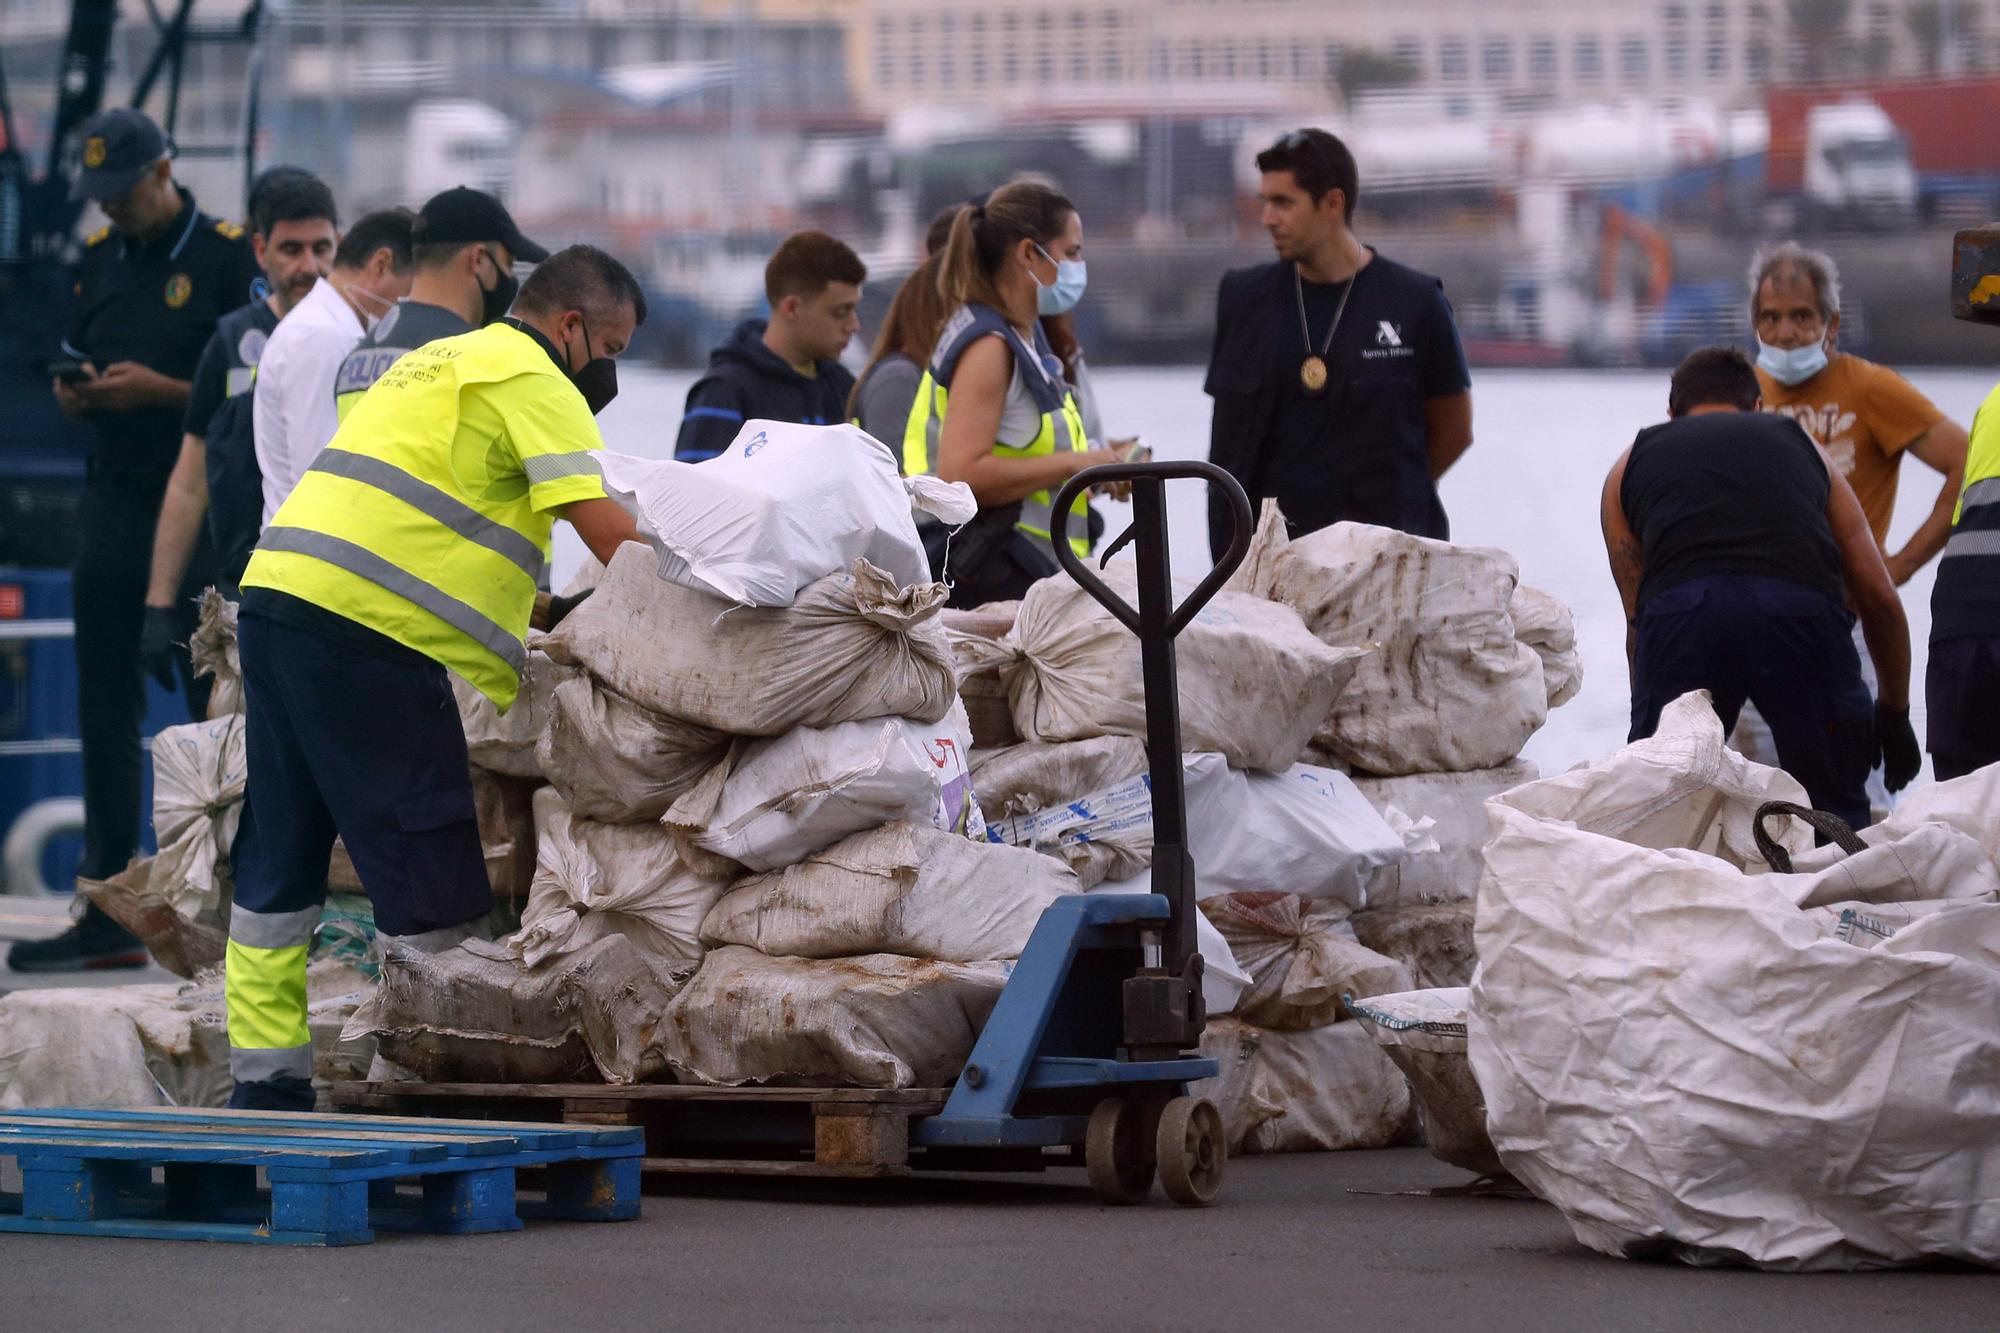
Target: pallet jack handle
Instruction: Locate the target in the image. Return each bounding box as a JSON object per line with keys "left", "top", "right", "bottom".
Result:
{"left": 1050, "top": 462, "right": 1253, "bottom": 1049}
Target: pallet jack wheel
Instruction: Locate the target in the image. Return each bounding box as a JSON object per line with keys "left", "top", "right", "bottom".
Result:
{"left": 1086, "top": 1097, "right": 1155, "bottom": 1205}
{"left": 1156, "top": 1096, "right": 1226, "bottom": 1207}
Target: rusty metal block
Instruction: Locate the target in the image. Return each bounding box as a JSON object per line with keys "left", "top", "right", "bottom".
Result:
{"left": 1951, "top": 225, "right": 2000, "bottom": 325}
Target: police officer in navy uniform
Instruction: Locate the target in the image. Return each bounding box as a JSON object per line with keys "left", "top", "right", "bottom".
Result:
{"left": 1205, "top": 129, "right": 1474, "bottom": 560}
{"left": 9, "top": 109, "right": 258, "bottom": 972}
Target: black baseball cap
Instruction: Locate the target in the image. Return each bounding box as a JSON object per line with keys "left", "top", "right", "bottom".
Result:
{"left": 69, "top": 108, "right": 171, "bottom": 202}
{"left": 413, "top": 186, "right": 548, "bottom": 264}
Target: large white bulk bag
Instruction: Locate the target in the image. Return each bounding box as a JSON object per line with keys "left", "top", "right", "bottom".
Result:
{"left": 665, "top": 703, "right": 981, "bottom": 875}
{"left": 660, "top": 946, "right": 1009, "bottom": 1089}
{"left": 700, "top": 820, "right": 1077, "bottom": 962}
{"left": 542, "top": 545, "right": 958, "bottom": 736}
{"left": 1472, "top": 701, "right": 2000, "bottom": 1270}
{"left": 1003, "top": 566, "right": 1365, "bottom": 773}
{"left": 596, "top": 423, "right": 974, "bottom": 607}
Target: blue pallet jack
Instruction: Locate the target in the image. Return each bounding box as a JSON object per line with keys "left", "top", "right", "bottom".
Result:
{"left": 910, "top": 460, "right": 1255, "bottom": 1206}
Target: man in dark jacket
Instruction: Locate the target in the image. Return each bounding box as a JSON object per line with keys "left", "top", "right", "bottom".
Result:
{"left": 674, "top": 231, "right": 866, "bottom": 461}
{"left": 1205, "top": 128, "right": 1473, "bottom": 560}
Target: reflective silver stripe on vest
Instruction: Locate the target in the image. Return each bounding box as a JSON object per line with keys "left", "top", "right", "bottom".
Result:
{"left": 309, "top": 448, "right": 545, "bottom": 581}
{"left": 258, "top": 527, "right": 529, "bottom": 673}
{"left": 224, "top": 365, "right": 257, "bottom": 398}
{"left": 228, "top": 904, "right": 323, "bottom": 950}
{"left": 230, "top": 1044, "right": 313, "bottom": 1082}
{"left": 1014, "top": 399, "right": 1082, "bottom": 540}
{"left": 1962, "top": 476, "right": 2000, "bottom": 511}
{"left": 1943, "top": 529, "right": 2000, "bottom": 560}
{"left": 521, "top": 451, "right": 603, "bottom": 485}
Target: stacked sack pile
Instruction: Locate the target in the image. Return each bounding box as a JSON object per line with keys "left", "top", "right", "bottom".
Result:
{"left": 949, "top": 499, "right": 1582, "bottom": 1154}
{"left": 366, "top": 421, "right": 1086, "bottom": 1090}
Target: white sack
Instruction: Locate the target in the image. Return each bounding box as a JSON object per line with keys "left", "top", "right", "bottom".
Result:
{"left": 1003, "top": 565, "right": 1365, "bottom": 772}
{"left": 454, "top": 646, "right": 562, "bottom": 778}
{"left": 660, "top": 946, "right": 1008, "bottom": 1089}
{"left": 1348, "top": 987, "right": 1503, "bottom": 1177}
{"left": 368, "top": 937, "right": 689, "bottom": 1085}
{"left": 1509, "top": 584, "right": 1584, "bottom": 708}
{"left": 1471, "top": 732, "right": 2000, "bottom": 1269}
{"left": 148, "top": 715, "right": 247, "bottom": 924}
{"left": 189, "top": 589, "right": 242, "bottom": 719}
{"left": 1496, "top": 690, "right": 1812, "bottom": 870}
{"left": 596, "top": 423, "right": 974, "bottom": 606}
{"left": 1199, "top": 892, "right": 1409, "bottom": 1030}
{"left": 537, "top": 672, "right": 727, "bottom": 824}
{"left": 944, "top": 604, "right": 1023, "bottom": 751}
{"left": 985, "top": 754, "right": 1403, "bottom": 906}
{"left": 1352, "top": 762, "right": 1538, "bottom": 906}
{"left": 0, "top": 961, "right": 371, "bottom": 1110}
{"left": 1194, "top": 1017, "right": 1412, "bottom": 1154}
{"left": 1257, "top": 515, "right": 1548, "bottom": 775}
{"left": 542, "top": 544, "right": 957, "bottom": 736}
{"left": 969, "top": 736, "right": 1149, "bottom": 818}
{"left": 700, "top": 820, "right": 1077, "bottom": 962}
{"left": 665, "top": 702, "right": 982, "bottom": 875}
{"left": 510, "top": 788, "right": 731, "bottom": 983}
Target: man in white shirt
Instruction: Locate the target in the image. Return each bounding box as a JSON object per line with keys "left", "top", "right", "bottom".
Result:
{"left": 252, "top": 208, "right": 415, "bottom": 522}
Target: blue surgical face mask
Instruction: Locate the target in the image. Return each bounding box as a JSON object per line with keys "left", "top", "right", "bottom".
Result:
{"left": 1756, "top": 337, "right": 1829, "bottom": 387}
{"left": 1033, "top": 243, "right": 1088, "bottom": 316}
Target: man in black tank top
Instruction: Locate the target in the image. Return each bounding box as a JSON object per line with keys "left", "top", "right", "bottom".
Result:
{"left": 1600, "top": 348, "right": 1920, "bottom": 829}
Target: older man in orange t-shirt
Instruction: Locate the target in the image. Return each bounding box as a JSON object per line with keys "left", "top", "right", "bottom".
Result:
{"left": 1749, "top": 242, "right": 1969, "bottom": 586}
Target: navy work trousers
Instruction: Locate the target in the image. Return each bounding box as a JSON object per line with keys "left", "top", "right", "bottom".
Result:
{"left": 1630, "top": 574, "right": 1875, "bottom": 830}
{"left": 1927, "top": 635, "right": 2000, "bottom": 783}
{"left": 230, "top": 608, "right": 491, "bottom": 937}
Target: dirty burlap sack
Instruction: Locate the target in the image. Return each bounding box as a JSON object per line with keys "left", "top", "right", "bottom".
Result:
{"left": 148, "top": 715, "right": 247, "bottom": 926}
{"left": 969, "top": 736, "right": 1151, "bottom": 887}
{"left": 541, "top": 544, "right": 957, "bottom": 736}
{"left": 1349, "top": 987, "right": 1505, "bottom": 1178}
{"left": 81, "top": 857, "right": 226, "bottom": 979}
{"left": 510, "top": 788, "right": 731, "bottom": 984}
{"left": 1001, "top": 565, "right": 1363, "bottom": 773}
{"left": 454, "top": 645, "right": 564, "bottom": 779}
{"left": 660, "top": 946, "right": 1009, "bottom": 1089}
{"left": 1233, "top": 503, "right": 1550, "bottom": 776}
{"left": 189, "top": 588, "right": 242, "bottom": 719}
{"left": 537, "top": 670, "right": 727, "bottom": 824}
{"left": 1194, "top": 1017, "right": 1413, "bottom": 1154}
{"left": 1199, "top": 892, "right": 1411, "bottom": 1031}
{"left": 701, "top": 820, "right": 1076, "bottom": 962}
{"left": 369, "top": 937, "right": 690, "bottom": 1085}
{"left": 942, "top": 602, "right": 1022, "bottom": 750}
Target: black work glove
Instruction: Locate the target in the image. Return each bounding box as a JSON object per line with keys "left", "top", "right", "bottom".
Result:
{"left": 543, "top": 588, "right": 594, "bottom": 631}
{"left": 1875, "top": 701, "right": 1921, "bottom": 794}
{"left": 137, "top": 605, "right": 180, "bottom": 691}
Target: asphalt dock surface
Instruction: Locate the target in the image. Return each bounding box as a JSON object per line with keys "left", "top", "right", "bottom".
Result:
{"left": 3, "top": 1149, "right": 1993, "bottom": 1331}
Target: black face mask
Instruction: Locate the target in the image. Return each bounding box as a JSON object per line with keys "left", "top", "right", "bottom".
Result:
{"left": 564, "top": 316, "right": 619, "bottom": 416}
{"left": 475, "top": 249, "right": 519, "bottom": 327}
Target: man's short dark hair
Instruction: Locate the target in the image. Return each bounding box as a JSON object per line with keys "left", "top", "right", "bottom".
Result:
{"left": 1256, "top": 128, "right": 1360, "bottom": 222}
{"left": 333, "top": 207, "right": 416, "bottom": 273}
{"left": 516, "top": 243, "right": 648, "bottom": 327}
{"left": 765, "top": 230, "right": 867, "bottom": 305}
{"left": 248, "top": 167, "right": 338, "bottom": 238}
{"left": 413, "top": 239, "right": 478, "bottom": 272}
{"left": 1668, "top": 346, "right": 1762, "bottom": 417}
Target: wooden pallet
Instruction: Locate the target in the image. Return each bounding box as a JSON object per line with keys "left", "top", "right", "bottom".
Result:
{"left": 328, "top": 1082, "right": 990, "bottom": 1180}
{"left": 0, "top": 1107, "right": 643, "bottom": 1246}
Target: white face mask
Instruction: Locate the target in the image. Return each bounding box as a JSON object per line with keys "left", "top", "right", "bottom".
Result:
{"left": 341, "top": 278, "right": 398, "bottom": 332}
{"left": 1756, "top": 337, "right": 1829, "bottom": 387}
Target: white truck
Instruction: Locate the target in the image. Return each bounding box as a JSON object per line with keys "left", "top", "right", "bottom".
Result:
{"left": 1804, "top": 100, "right": 1917, "bottom": 228}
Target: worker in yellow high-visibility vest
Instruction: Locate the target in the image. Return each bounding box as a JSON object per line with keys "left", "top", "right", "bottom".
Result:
{"left": 224, "top": 244, "right": 645, "bottom": 1110}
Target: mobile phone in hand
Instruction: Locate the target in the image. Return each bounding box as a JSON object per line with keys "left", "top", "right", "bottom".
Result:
{"left": 48, "top": 358, "right": 95, "bottom": 385}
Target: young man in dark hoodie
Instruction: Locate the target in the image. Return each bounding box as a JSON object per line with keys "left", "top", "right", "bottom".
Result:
{"left": 674, "top": 231, "right": 866, "bottom": 461}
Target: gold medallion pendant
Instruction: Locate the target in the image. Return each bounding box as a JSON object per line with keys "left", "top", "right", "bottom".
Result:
{"left": 1300, "top": 355, "right": 1328, "bottom": 393}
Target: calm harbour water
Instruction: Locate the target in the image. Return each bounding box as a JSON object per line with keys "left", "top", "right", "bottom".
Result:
{"left": 571, "top": 365, "right": 1997, "bottom": 783}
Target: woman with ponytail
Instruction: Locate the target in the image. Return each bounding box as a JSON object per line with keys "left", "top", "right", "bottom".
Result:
{"left": 904, "top": 180, "right": 1126, "bottom": 608}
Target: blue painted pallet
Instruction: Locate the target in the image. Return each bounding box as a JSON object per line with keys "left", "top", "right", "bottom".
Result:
{"left": 0, "top": 1107, "right": 644, "bottom": 1246}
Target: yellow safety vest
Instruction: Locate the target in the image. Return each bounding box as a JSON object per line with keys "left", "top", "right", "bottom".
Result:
{"left": 241, "top": 322, "right": 607, "bottom": 708}
{"left": 902, "top": 303, "right": 1090, "bottom": 557}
